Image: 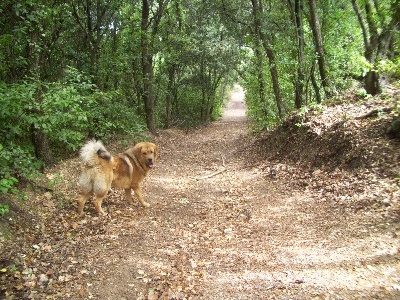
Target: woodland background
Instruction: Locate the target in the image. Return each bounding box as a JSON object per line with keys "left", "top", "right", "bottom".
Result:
{"left": 0, "top": 0, "right": 399, "bottom": 212}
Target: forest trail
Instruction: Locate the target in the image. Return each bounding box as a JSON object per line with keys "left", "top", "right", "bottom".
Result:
{"left": 84, "top": 86, "right": 399, "bottom": 299}
{"left": 221, "top": 85, "right": 246, "bottom": 122}
{"left": 1, "top": 86, "right": 399, "bottom": 300}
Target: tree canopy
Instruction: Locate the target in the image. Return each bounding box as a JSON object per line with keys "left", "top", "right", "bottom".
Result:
{"left": 0, "top": 0, "right": 399, "bottom": 196}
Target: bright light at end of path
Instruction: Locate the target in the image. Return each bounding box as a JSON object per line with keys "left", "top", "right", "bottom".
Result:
{"left": 221, "top": 85, "right": 247, "bottom": 121}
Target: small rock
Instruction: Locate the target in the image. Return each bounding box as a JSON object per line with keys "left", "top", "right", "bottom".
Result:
{"left": 38, "top": 274, "right": 49, "bottom": 283}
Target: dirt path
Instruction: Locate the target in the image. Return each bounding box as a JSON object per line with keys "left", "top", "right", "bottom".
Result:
{"left": 221, "top": 85, "right": 246, "bottom": 122}
{"left": 3, "top": 86, "right": 399, "bottom": 299}
{"left": 81, "top": 86, "right": 399, "bottom": 299}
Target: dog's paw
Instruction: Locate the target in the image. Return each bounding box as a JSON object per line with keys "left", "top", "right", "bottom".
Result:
{"left": 98, "top": 210, "right": 107, "bottom": 216}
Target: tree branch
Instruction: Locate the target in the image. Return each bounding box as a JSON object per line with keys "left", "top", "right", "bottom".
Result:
{"left": 189, "top": 155, "right": 227, "bottom": 181}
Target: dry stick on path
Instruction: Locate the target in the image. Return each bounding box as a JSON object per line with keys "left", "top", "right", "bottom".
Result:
{"left": 189, "top": 155, "right": 227, "bottom": 181}
{"left": 355, "top": 107, "right": 392, "bottom": 119}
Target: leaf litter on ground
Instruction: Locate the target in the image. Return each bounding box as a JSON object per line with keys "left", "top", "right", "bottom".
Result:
{"left": 1, "top": 84, "right": 399, "bottom": 299}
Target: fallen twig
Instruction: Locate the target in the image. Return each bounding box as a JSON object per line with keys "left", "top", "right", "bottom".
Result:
{"left": 189, "top": 155, "right": 227, "bottom": 180}
{"left": 355, "top": 107, "right": 392, "bottom": 119}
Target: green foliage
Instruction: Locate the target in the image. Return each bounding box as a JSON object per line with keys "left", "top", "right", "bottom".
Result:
{"left": 241, "top": 47, "right": 280, "bottom": 131}
{"left": 0, "top": 66, "right": 145, "bottom": 198}
{"left": 0, "top": 142, "right": 32, "bottom": 215}
{"left": 355, "top": 87, "right": 372, "bottom": 99}
{"left": 244, "top": 87, "right": 279, "bottom": 131}
{"left": 294, "top": 103, "right": 327, "bottom": 127}
{"left": 0, "top": 204, "right": 10, "bottom": 216}
{"left": 48, "top": 173, "right": 62, "bottom": 189}
{"left": 352, "top": 56, "right": 400, "bottom": 80}
{"left": 0, "top": 142, "right": 40, "bottom": 195}
{"left": 377, "top": 59, "right": 400, "bottom": 78}
{"left": 147, "top": 0, "right": 241, "bottom": 127}
{"left": 0, "top": 175, "right": 18, "bottom": 195}
{"left": 321, "top": 1, "right": 364, "bottom": 88}
{"left": 1, "top": 66, "right": 145, "bottom": 149}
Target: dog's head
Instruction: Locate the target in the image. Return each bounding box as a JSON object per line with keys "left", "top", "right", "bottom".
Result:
{"left": 132, "top": 142, "right": 159, "bottom": 169}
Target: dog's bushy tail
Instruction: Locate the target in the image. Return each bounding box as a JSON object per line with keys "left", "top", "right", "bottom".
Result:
{"left": 79, "top": 140, "right": 111, "bottom": 166}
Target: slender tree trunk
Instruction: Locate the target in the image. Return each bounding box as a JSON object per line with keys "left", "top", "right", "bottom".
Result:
{"left": 141, "top": 0, "right": 156, "bottom": 134}
{"left": 165, "top": 2, "right": 182, "bottom": 128}
{"left": 310, "top": 60, "right": 322, "bottom": 104}
{"left": 131, "top": 58, "right": 143, "bottom": 114}
{"left": 351, "top": 0, "right": 380, "bottom": 94}
{"left": 31, "top": 125, "right": 55, "bottom": 170}
{"left": 30, "top": 88, "right": 55, "bottom": 170}
{"left": 139, "top": 0, "right": 169, "bottom": 134}
{"left": 288, "top": 0, "right": 306, "bottom": 109}
{"left": 71, "top": 0, "right": 109, "bottom": 83}
{"left": 264, "top": 44, "right": 285, "bottom": 118}
{"left": 308, "top": 0, "right": 334, "bottom": 98}
{"left": 165, "top": 65, "right": 175, "bottom": 128}
{"left": 251, "top": 0, "right": 285, "bottom": 119}
{"left": 27, "top": 11, "right": 54, "bottom": 169}
{"left": 112, "top": 22, "right": 119, "bottom": 90}
{"left": 295, "top": 0, "right": 305, "bottom": 109}
{"left": 351, "top": 0, "right": 381, "bottom": 94}
{"left": 351, "top": 0, "right": 400, "bottom": 95}
{"left": 255, "top": 45, "right": 266, "bottom": 107}
{"left": 141, "top": 53, "right": 156, "bottom": 133}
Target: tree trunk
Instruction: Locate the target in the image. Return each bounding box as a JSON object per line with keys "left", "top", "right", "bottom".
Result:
{"left": 294, "top": 0, "right": 305, "bottom": 109}
{"left": 131, "top": 58, "right": 144, "bottom": 115}
{"left": 30, "top": 89, "right": 55, "bottom": 170}
{"left": 308, "top": 0, "right": 334, "bottom": 98}
{"left": 140, "top": 0, "right": 169, "bottom": 134}
{"left": 31, "top": 125, "right": 55, "bottom": 171}
{"left": 71, "top": 0, "right": 110, "bottom": 83}
{"left": 351, "top": 0, "right": 381, "bottom": 95}
{"left": 27, "top": 10, "right": 54, "bottom": 170}
{"left": 251, "top": 0, "right": 285, "bottom": 119}
{"left": 255, "top": 45, "right": 266, "bottom": 108}
{"left": 141, "top": 0, "right": 156, "bottom": 134}
{"left": 165, "top": 64, "right": 176, "bottom": 128}
{"left": 351, "top": 0, "right": 400, "bottom": 95}
{"left": 310, "top": 60, "right": 322, "bottom": 104}
{"left": 201, "top": 83, "right": 207, "bottom": 122}
{"left": 141, "top": 53, "right": 156, "bottom": 134}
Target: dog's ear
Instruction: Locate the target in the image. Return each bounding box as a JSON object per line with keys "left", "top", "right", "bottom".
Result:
{"left": 133, "top": 143, "right": 143, "bottom": 159}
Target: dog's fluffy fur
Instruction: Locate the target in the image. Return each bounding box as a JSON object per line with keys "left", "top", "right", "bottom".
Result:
{"left": 76, "top": 140, "right": 159, "bottom": 216}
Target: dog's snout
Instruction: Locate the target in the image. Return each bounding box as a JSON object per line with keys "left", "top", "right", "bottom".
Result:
{"left": 146, "top": 157, "right": 154, "bottom": 168}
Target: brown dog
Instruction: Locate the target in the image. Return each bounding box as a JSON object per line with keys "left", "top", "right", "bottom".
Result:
{"left": 76, "top": 140, "right": 159, "bottom": 216}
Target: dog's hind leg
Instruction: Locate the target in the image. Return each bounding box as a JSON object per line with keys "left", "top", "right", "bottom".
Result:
{"left": 77, "top": 192, "right": 91, "bottom": 216}
{"left": 93, "top": 192, "right": 108, "bottom": 215}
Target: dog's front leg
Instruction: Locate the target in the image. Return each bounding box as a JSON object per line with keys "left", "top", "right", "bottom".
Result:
{"left": 124, "top": 188, "right": 134, "bottom": 204}
{"left": 133, "top": 186, "right": 150, "bottom": 207}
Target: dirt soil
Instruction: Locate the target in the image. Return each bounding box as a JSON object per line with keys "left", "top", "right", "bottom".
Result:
{"left": 1, "top": 85, "right": 400, "bottom": 299}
